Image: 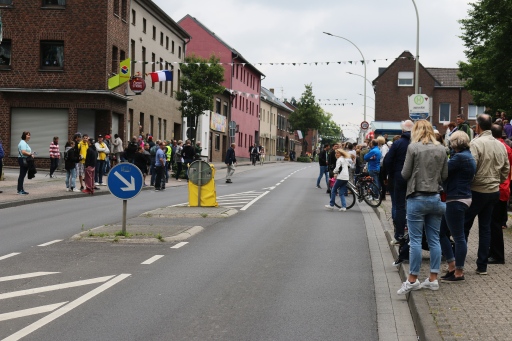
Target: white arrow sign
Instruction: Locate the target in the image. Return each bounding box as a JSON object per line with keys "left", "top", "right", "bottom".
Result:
{"left": 114, "top": 171, "right": 136, "bottom": 191}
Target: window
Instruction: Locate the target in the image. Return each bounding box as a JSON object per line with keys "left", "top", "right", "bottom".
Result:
{"left": 43, "top": 0, "right": 66, "bottom": 6}
{"left": 121, "top": 0, "right": 127, "bottom": 21}
{"left": 468, "top": 104, "right": 485, "bottom": 120}
{"left": 216, "top": 99, "right": 221, "bottom": 113}
{"left": 0, "top": 0, "right": 13, "bottom": 5}
{"left": 398, "top": 71, "right": 414, "bottom": 86}
{"left": 178, "top": 46, "right": 182, "bottom": 59}
{"left": 215, "top": 134, "right": 220, "bottom": 150}
{"left": 120, "top": 50, "right": 126, "bottom": 63}
{"left": 170, "top": 65, "right": 174, "bottom": 96}
{"left": 158, "top": 118, "right": 162, "bottom": 139}
{"left": 439, "top": 103, "right": 450, "bottom": 122}
{"left": 41, "top": 41, "right": 64, "bottom": 69}
{"left": 149, "top": 115, "right": 154, "bottom": 136}
{"left": 152, "top": 26, "right": 156, "bottom": 40}
{"left": 131, "top": 9, "right": 136, "bottom": 25}
{"left": 142, "top": 46, "right": 146, "bottom": 75}
{"left": 140, "top": 112, "right": 145, "bottom": 134}
{"left": 111, "top": 45, "right": 118, "bottom": 74}
{"left": 163, "top": 119, "right": 167, "bottom": 140}
{"left": 130, "top": 40, "right": 135, "bottom": 76}
{"left": 113, "top": 0, "right": 119, "bottom": 16}
{"left": 223, "top": 102, "right": 228, "bottom": 116}
{"left": 177, "top": 69, "right": 181, "bottom": 92}
{"left": 142, "top": 18, "right": 146, "bottom": 33}
{"left": 166, "top": 37, "right": 169, "bottom": 50}
{"left": 164, "top": 62, "right": 168, "bottom": 94}
{"left": 160, "top": 32, "right": 164, "bottom": 46}
{"left": 0, "top": 40, "right": 12, "bottom": 69}
{"left": 151, "top": 53, "right": 155, "bottom": 88}
{"left": 171, "top": 41, "right": 175, "bottom": 54}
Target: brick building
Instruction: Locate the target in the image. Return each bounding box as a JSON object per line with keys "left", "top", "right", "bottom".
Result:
{"left": 0, "top": 0, "right": 130, "bottom": 167}
{"left": 178, "top": 15, "right": 264, "bottom": 160}
{"left": 373, "top": 51, "right": 483, "bottom": 135}
{"left": 128, "top": 0, "right": 190, "bottom": 143}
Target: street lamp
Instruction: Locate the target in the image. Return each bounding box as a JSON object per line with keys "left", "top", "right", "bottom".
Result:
{"left": 357, "top": 93, "right": 375, "bottom": 101}
{"left": 324, "top": 32, "right": 367, "bottom": 142}
{"left": 347, "top": 72, "right": 373, "bottom": 88}
{"left": 411, "top": 0, "right": 420, "bottom": 94}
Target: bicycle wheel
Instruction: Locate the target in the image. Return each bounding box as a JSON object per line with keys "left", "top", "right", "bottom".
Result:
{"left": 331, "top": 186, "right": 356, "bottom": 209}
{"left": 362, "top": 182, "right": 382, "bottom": 207}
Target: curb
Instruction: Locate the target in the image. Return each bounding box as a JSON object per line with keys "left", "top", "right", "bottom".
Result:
{"left": 372, "top": 204, "right": 442, "bottom": 341}
{"left": 163, "top": 226, "right": 204, "bottom": 242}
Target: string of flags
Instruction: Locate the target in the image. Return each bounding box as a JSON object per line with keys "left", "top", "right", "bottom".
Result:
{"left": 319, "top": 103, "right": 354, "bottom": 106}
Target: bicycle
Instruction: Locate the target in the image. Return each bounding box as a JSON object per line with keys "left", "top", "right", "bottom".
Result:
{"left": 328, "top": 173, "right": 382, "bottom": 209}
{"left": 259, "top": 153, "right": 265, "bottom": 165}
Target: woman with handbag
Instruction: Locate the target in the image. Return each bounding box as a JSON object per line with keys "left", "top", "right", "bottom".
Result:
{"left": 17, "top": 131, "right": 34, "bottom": 195}
{"left": 325, "top": 148, "right": 351, "bottom": 212}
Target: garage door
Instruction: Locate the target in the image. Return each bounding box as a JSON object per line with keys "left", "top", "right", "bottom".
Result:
{"left": 10, "top": 108, "right": 68, "bottom": 157}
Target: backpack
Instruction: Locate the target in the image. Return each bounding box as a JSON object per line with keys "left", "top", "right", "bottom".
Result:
{"left": 150, "top": 145, "right": 158, "bottom": 156}
{"left": 64, "top": 149, "right": 71, "bottom": 161}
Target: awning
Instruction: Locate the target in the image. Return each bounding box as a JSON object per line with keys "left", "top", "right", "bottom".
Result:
{"left": 370, "top": 121, "right": 403, "bottom": 135}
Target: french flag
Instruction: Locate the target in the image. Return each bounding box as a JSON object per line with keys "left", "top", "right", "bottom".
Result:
{"left": 150, "top": 70, "right": 173, "bottom": 82}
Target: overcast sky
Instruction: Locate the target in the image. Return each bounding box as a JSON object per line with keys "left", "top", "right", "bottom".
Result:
{"left": 154, "top": 0, "right": 475, "bottom": 138}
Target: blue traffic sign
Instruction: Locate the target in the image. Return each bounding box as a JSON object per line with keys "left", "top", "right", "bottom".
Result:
{"left": 107, "top": 163, "right": 144, "bottom": 200}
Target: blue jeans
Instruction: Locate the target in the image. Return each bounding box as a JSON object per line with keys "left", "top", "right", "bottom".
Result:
{"left": 17, "top": 158, "right": 28, "bottom": 192}
{"left": 369, "top": 170, "right": 380, "bottom": 191}
{"left": 464, "top": 191, "right": 500, "bottom": 271}
{"left": 440, "top": 201, "right": 469, "bottom": 269}
{"left": 407, "top": 194, "right": 446, "bottom": 276}
{"left": 95, "top": 160, "right": 105, "bottom": 184}
{"left": 66, "top": 168, "right": 77, "bottom": 189}
{"left": 392, "top": 174, "right": 407, "bottom": 240}
{"left": 330, "top": 179, "right": 348, "bottom": 207}
{"left": 317, "top": 165, "right": 329, "bottom": 187}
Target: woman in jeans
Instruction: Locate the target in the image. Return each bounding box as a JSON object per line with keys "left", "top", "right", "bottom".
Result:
{"left": 439, "top": 131, "right": 476, "bottom": 282}
{"left": 325, "top": 148, "right": 351, "bottom": 212}
{"left": 17, "top": 131, "right": 34, "bottom": 195}
{"left": 397, "top": 120, "right": 448, "bottom": 295}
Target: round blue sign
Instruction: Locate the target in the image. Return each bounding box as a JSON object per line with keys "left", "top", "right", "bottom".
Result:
{"left": 107, "top": 163, "right": 144, "bottom": 200}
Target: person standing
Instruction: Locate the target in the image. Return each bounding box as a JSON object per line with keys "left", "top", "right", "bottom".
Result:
{"left": 225, "top": 143, "right": 236, "bottom": 183}
{"left": 49, "top": 136, "right": 60, "bottom": 178}
{"left": 165, "top": 142, "right": 172, "bottom": 183}
{"left": 250, "top": 144, "right": 259, "bottom": 166}
{"left": 464, "top": 114, "right": 509, "bottom": 275}
{"left": 17, "top": 131, "right": 34, "bottom": 195}
{"left": 325, "top": 148, "right": 351, "bottom": 211}
{"left": 111, "top": 134, "right": 124, "bottom": 166}
{"left": 76, "top": 134, "right": 89, "bottom": 191}
{"left": 456, "top": 114, "right": 473, "bottom": 140}
{"left": 154, "top": 142, "right": 166, "bottom": 191}
{"left": 316, "top": 144, "right": 330, "bottom": 189}
{"left": 0, "top": 135, "right": 4, "bottom": 193}
{"left": 64, "top": 141, "right": 79, "bottom": 192}
{"left": 182, "top": 139, "right": 195, "bottom": 182}
{"left": 174, "top": 140, "right": 184, "bottom": 181}
{"left": 94, "top": 135, "right": 109, "bottom": 186}
{"left": 397, "top": 120, "right": 448, "bottom": 295}
{"left": 438, "top": 131, "right": 476, "bottom": 282}
{"left": 83, "top": 138, "right": 97, "bottom": 194}
{"left": 134, "top": 146, "right": 150, "bottom": 187}
{"left": 364, "top": 139, "right": 382, "bottom": 191}
{"left": 377, "top": 136, "right": 389, "bottom": 200}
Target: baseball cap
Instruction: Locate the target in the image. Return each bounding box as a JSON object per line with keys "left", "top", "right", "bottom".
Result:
{"left": 98, "top": 134, "right": 103, "bottom": 138}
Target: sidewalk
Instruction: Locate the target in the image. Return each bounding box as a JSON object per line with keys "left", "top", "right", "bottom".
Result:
{"left": 0, "top": 161, "right": 258, "bottom": 209}
{"left": 377, "top": 199, "right": 512, "bottom": 341}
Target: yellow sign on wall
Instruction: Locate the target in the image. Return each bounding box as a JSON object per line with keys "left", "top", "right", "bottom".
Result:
{"left": 108, "top": 58, "right": 131, "bottom": 90}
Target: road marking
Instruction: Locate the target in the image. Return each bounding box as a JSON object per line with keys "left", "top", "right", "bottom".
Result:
{"left": 240, "top": 191, "right": 270, "bottom": 211}
{"left": 3, "top": 274, "right": 131, "bottom": 341}
{"left": 171, "top": 242, "right": 188, "bottom": 249}
{"left": 0, "top": 302, "right": 68, "bottom": 322}
{"left": 0, "top": 272, "right": 60, "bottom": 282}
{"left": 37, "top": 240, "right": 62, "bottom": 247}
{"left": 275, "top": 183, "right": 281, "bottom": 186}
{"left": 141, "top": 255, "right": 164, "bottom": 264}
{"left": 280, "top": 180, "right": 285, "bottom": 183}
{"left": 0, "top": 275, "right": 115, "bottom": 300}
{"left": 0, "top": 253, "right": 20, "bottom": 261}
{"left": 262, "top": 186, "right": 276, "bottom": 190}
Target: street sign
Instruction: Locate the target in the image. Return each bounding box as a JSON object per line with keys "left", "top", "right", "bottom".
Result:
{"left": 360, "top": 121, "right": 370, "bottom": 130}
{"left": 107, "top": 163, "right": 143, "bottom": 200}
{"left": 408, "top": 94, "right": 430, "bottom": 120}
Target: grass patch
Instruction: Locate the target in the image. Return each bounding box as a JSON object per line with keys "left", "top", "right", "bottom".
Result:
{"left": 200, "top": 213, "right": 208, "bottom": 218}
{"left": 156, "top": 234, "right": 164, "bottom": 242}
{"left": 88, "top": 232, "right": 110, "bottom": 237}
{"left": 115, "top": 230, "right": 132, "bottom": 238}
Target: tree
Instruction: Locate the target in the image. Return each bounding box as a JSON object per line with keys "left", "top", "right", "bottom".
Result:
{"left": 288, "top": 84, "right": 323, "bottom": 156}
{"left": 458, "top": 0, "right": 512, "bottom": 114}
{"left": 317, "top": 111, "right": 342, "bottom": 146}
{"left": 176, "top": 54, "right": 225, "bottom": 142}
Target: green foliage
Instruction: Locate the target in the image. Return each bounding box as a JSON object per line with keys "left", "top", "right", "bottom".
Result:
{"left": 176, "top": 54, "right": 225, "bottom": 141}
{"left": 318, "top": 111, "right": 342, "bottom": 145}
{"left": 458, "top": 0, "right": 512, "bottom": 114}
{"left": 296, "top": 156, "right": 312, "bottom": 163}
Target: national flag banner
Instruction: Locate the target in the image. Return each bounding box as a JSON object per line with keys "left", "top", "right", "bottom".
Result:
{"left": 150, "top": 70, "right": 172, "bottom": 82}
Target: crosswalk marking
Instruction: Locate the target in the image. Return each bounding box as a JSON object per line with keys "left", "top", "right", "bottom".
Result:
{"left": 0, "top": 302, "right": 68, "bottom": 322}
{"left": 141, "top": 255, "right": 164, "bottom": 265}
{"left": 173, "top": 190, "right": 267, "bottom": 210}
{"left": 0, "top": 253, "right": 20, "bottom": 261}
{"left": 0, "top": 272, "right": 60, "bottom": 282}
{"left": 171, "top": 242, "right": 188, "bottom": 249}
{"left": 240, "top": 191, "right": 270, "bottom": 211}
{"left": 0, "top": 275, "right": 115, "bottom": 300}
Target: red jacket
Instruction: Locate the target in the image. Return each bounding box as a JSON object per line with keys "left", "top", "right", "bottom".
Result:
{"left": 498, "top": 139, "right": 512, "bottom": 201}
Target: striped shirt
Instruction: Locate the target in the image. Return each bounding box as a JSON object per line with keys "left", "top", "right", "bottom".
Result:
{"left": 49, "top": 142, "right": 60, "bottom": 158}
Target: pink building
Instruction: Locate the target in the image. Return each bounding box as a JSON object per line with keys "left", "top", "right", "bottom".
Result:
{"left": 178, "top": 15, "right": 264, "bottom": 159}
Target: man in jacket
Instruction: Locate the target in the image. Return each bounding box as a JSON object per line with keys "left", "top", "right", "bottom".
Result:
{"left": 464, "top": 114, "right": 509, "bottom": 275}
{"left": 456, "top": 114, "right": 473, "bottom": 140}
{"left": 316, "top": 144, "right": 330, "bottom": 189}
{"left": 225, "top": 143, "right": 236, "bottom": 183}
{"left": 94, "top": 135, "right": 109, "bottom": 186}
{"left": 364, "top": 139, "right": 382, "bottom": 190}
{"left": 384, "top": 120, "right": 413, "bottom": 244}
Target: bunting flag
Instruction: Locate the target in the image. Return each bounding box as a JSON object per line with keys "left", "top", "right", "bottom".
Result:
{"left": 318, "top": 103, "right": 354, "bottom": 106}
{"left": 149, "top": 70, "right": 172, "bottom": 82}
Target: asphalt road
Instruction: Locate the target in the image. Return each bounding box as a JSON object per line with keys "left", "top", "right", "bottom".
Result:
{"left": 0, "top": 163, "right": 378, "bottom": 340}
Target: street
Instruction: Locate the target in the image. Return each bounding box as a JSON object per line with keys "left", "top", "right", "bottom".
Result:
{"left": 0, "top": 163, "right": 408, "bottom": 340}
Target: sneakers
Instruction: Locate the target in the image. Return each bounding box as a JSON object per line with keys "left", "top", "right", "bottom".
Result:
{"left": 316, "top": 185, "right": 321, "bottom": 189}
{"left": 99, "top": 183, "right": 107, "bottom": 186}
{"left": 392, "top": 258, "right": 404, "bottom": 267}
{"left": 178, "top": 179, "right": 182, "bottom": 182}
{"left": 80, "top": 186, "right": 84, "bottom": 191}
{"left": 17, "top": 190, "right": 29, "bottom": 195}
{"left": 66, "top": 188, "right": 70, "bottom": 192}
{"left": 94, "top": 182, "right": 100, "bottom": 186}
{"left": 72, "top": 188, "right": 79, "bottom": 192}
{"left": 325, "top": 205, "right": 334, "bottom": 210}
{"left": 440, "top": 270, "right": 455, "bottom": 280}
{"left": 476, "top": 269, "right": 488, "bottom": 275}
{"left": 420, "top": 278, "right": 439, "bottom": 291}
{"left": 339, "top": 207, "right": 346, "bottom": 212}
{"left": 390, "top": 239, "right": 400, "bottom": 245}
{"left": 397, "top": 279, "right": 420, "bottom": 295}
{"left": 441, "top": 274, "right": 465, "bottom": 282}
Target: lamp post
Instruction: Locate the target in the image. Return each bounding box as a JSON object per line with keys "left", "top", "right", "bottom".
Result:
{"left": 347, "top": 72, "right": 373, "bottom": 88}
{"left": 324, "top": 32, "right": 367, "bottom": 142}
{"left": 412, "top": 0, "right": 420, "bottom": 94}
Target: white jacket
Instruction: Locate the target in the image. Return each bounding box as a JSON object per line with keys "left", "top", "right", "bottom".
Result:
{"left": 334, "top": 156, "right": 351, "bottom": 180}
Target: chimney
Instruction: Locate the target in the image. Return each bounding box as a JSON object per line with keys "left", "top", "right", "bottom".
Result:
{"left": 269, "top": 88, "right": 274, "bottom": 94}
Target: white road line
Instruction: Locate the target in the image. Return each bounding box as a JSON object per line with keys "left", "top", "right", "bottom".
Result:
{"left": 141, "top": 255, "right": 164, "bottom": 264}
{"left": 37, "top": 240, "right": 62, "bottom": 247}
{"left": 171, "top": 242, "right": 188, "bottom": 249}
{"left": 280, "top": 180, "right": 285, "bottom": 183}
{"left": 0, "top": 275, "right": 115, "bottom": 300}
{"left": 3, "top": 274, "right": 131, "bottom": 341}
{"left": 275, "top": 183, "right": 281, "bottom": 186}
{"left": 262, "top": 186, "right": 276, "bottom": 190}
{"left": 0, "top": 253, "right": 20, "bottom": 261}
{"left": 0, "top": 272, "right": 60, "bottom": 282}
{"left": 240, "top": 191, "right": 270, "bottom": 211}
{"left": 0, "top": 302, "right": 68, "bottom": 322}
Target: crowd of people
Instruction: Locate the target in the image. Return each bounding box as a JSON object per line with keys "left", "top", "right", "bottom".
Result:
{"left": 315, "top": 112, "right": 512, "bottom": 294}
